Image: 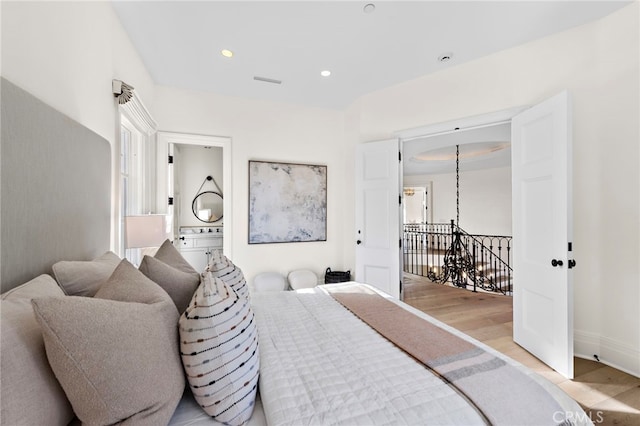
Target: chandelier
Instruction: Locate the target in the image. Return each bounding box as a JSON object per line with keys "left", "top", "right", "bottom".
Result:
{"left": 429, "top": 145, "right": 475, "bottom": 288}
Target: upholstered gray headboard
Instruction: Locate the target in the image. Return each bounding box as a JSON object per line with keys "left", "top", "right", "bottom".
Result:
{"left": 1, "top": 78, "right": 111, "bottom": 292}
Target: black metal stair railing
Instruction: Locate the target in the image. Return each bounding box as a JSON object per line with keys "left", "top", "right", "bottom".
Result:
{"left": 403, "top": 221, "right": 513, "bottom": 295}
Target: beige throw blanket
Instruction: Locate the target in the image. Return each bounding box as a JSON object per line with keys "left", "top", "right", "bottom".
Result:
{"left": 326, "top": 284, "right": 572, "bottom": 426}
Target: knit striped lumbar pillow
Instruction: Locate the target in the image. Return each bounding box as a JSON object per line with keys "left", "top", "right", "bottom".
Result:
{"left": 206, "top": 250, "right": 249, "bottom": 299}
{"left": 179, "top": 272, "right": 259, "bottom": 425}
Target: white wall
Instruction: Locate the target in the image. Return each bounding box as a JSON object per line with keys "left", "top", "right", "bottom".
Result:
{"left": 1, "top": 1, "right": 155, "bottom": 141}
{"left": 347, "top": 3, "right": 640, "bottom": 375}
{"left": 2, "top": 0, "right": 637, "bottom": 376}
{"left": 406, "top": 167, "right": 512, "bottom": 236}
{"left": 153, "top": 87, "right": 348, "bottom": 284}
{"left": 1, "top": 1, "right": 157, "bottom": 250}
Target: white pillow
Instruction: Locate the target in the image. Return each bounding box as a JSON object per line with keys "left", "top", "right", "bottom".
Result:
{"left": 179, "top": 272, "right": 259, "bottom": 425}
{"left": 207, "top": 250, "right": 249, "bottom": 299}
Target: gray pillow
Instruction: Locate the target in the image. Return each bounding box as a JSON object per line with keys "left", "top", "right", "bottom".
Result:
{"left": 32, "top": 260, "right": 184, "bottom": 426}
{"left": 1, "top": 275, "right": 74, "bottom": 426}
{"left": 51, "top": 251, "right": 120, "bottom": 296}
{"left": 139, "top": 255, "right": 201, "bottom": 314}
{"left": 154, "top": 239, "right": 199, "bottom": 274}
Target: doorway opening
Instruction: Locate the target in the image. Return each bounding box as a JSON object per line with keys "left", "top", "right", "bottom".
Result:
{"left": 401, "top": 120, "right": 514, "bottom": 295}
{"left": 156, "top": 132, "right": 233, "bottom": 263}
{"left": 403, "top": 184, "right": 431, "bottom": 225}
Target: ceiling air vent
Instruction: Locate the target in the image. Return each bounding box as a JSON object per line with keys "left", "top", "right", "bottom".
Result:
{"left": 253, "top": 76, "right": 282, "bottom": 85}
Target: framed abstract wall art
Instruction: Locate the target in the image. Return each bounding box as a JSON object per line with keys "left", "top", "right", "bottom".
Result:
{"left": 248, "top": 160, "right": 327, "bottom": 244}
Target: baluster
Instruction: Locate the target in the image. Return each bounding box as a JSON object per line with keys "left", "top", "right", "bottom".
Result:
{"left": 417, "top": 231, "right": 422, "bottom": 276}
{"left": 406, "top": 230, "right": 410, "bottom": 274}
{"left": 413, "top": 230, "right": 417, "bottom": 275}
{"left": 406, "top": 232, "right": 413, "bottom": 273}
{"left": 412, "top": 231, "right": 417, "bottom": 275}
{"left": 472, "top": 240, "right": 477, "bottom": 292}
{"left": 507, "top": 241, "right": 512, "bottom": 294}
{"left": 409, "top": 231, "right": 413, "bottom": 275}
{"left": 493, "top": 255, "right": 502, "bottom": 291}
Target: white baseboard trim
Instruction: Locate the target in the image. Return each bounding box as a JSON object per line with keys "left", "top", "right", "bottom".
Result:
{"left": 575, "top": 329, "right": 640, "bottom": 378}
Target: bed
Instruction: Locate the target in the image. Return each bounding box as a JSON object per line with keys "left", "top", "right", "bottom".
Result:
{"left": 252, "top": 283, "right": 589, "bottom": 426}
{"left": 0, "top": 77, "right": 591, "bottom": 426}
{"left": 166, "top": 279, "right": 589, "bottom": 426}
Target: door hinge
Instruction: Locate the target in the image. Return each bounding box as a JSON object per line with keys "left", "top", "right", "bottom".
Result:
{"left": 168, "top": 155, "right": 173, "bottom": 164}
{"left": 399, "top": 239, "right": 402, "bottom": 248}
{"left": 399, "top": 151, "right": 402, "bottom": 162}
{"left": 568, "top": 242, "right": 576, "bottom": 268}
{"left": 168, "top": 197, "right": 174, "bottom": 205}
{"left": 399, "top": 195, "right": 402, "bottom": 205}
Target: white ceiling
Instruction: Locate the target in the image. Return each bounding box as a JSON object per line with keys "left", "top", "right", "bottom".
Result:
{"left": 112, "top": 1, "right": 629, "bottom": 110}
{"left": 112, "top": 1, "right": 630, "bottom": 175}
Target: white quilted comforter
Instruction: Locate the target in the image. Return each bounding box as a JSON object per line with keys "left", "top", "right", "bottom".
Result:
{"left": 251, "top": 284, "right": 590, "bottom": 426}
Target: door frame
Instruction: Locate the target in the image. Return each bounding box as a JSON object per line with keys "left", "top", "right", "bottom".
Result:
{"left": 394, "top": 102, "right": 575, "bottom": 377}
{"left": 157, "top": 132, "right": 233, "bottom": 257}
{"left": 396, "top": 106, "right": 528, "bottom": 142}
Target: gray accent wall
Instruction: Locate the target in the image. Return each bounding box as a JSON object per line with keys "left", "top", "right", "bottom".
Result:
{"left": 1, "top": 78, "right": 111, "bottom": 292}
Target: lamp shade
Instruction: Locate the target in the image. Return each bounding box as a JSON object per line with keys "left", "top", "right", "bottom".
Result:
{"left": 124, "top": 215, "right": 168, "bottom": 249}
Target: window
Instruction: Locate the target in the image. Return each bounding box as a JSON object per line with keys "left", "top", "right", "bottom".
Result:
{"left": 113, "top": 81, "right": 158, "bottom": 260}
{"left": 118, "top": 114, "right": 155, "bottom": 262}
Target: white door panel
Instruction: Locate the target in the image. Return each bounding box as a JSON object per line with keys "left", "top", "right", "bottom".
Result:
{"left": 512, "top": 90, "right": 574, "bottom": 379}
{"left": 364, "top": 188, "right": 391, "bottom": 248}
{"left": 355, "top": 139, "right": 401, "bottom": 299}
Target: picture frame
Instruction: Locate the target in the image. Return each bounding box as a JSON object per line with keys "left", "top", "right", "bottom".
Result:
{"left": 248, "top": 160, "right": 327, "bottom": 244}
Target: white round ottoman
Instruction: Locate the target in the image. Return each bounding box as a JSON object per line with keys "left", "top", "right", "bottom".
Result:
{"left": 287, "top": 269, "right": 318, "bottom": 290}
{"left": 252, "top": 272, "right": 287, "bottom": 292}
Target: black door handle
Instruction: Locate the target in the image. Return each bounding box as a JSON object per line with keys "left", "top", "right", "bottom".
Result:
{"left": 551, "top": 259, "right": 563, "bottom": 267}
{"left": 356, "top": 240, "right": 362, "bottom": 245}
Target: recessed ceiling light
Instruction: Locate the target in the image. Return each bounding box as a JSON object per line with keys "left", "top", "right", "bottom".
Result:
{"left": 320, "top": 70, "right": 331, "bottom": 77}
{"left": 221, "top": 49, "right": 234, "bottom": 58}
{"left": 363, "top": 3, "right": 376, "bottom": 13}
{"left": 438, "top": 52, "right": 453, "bottom": 63}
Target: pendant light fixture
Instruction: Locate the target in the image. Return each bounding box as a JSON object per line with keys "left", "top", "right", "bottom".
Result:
{"left": 439, "top": 145, "right": 474, "bottom": 288}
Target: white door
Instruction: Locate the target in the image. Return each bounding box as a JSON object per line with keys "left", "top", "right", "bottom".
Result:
{"left": 511, "top": 91, "right": 574, "bottom": 379}
{"left": 355, "top": 139, "right": 402, "bottom": 299}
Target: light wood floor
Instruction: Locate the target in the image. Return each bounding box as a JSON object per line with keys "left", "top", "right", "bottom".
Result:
{"left": 401, "top": 274, "right": 640, "bottom": 426}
